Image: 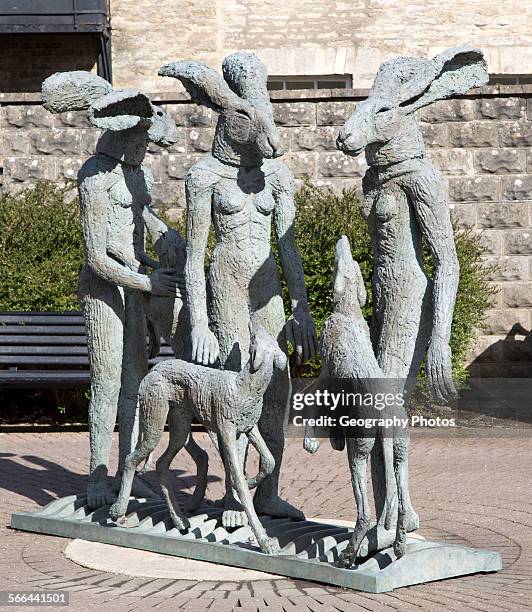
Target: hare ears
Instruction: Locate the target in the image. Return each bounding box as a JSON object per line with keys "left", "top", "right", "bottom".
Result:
{"left": 334, "top": 236, "right": 367, "bottom": 307}
{"left": 42, "top": 71, "right": 152, "bottom": 130}
{"left": 370, "top": 45, "right": 489, "bottom": 114}
{"left": 159, "top": 53, "right": 269, "bottom": 113}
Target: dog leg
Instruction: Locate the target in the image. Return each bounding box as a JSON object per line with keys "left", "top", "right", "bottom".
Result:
{"left": 218, "top": 421, "right": 279, "bottom": 555}
{"left": 246, "top": 425, "right": 275, "bottom": 490}
{"left": 183, "top": 433, "right": 209, "bottom": 512}
{"left": 157, "top": 408, "right": 192, "bottom": 531}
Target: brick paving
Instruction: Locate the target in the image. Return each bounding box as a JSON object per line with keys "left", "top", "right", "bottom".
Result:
{"left": 0, "top": 429, "right": 531, "bottom": 611}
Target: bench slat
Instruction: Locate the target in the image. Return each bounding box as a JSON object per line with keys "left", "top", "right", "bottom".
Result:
{"left": 0, "top": 325, "right": 86, "bottom": 335}
{"left": 0, "top": 346, "right": 88, "bottom": 355}
{"left": 0, "top": 356, "right": 89, "bottom": 365}
{"left": 0, "top": 314, "right": 84, "bottom": 325}
{"left": 0, "top": 370, "right": 91, "bottom": 387}
{"left": 0, "top": 335, "right": 88, "bottom": 345}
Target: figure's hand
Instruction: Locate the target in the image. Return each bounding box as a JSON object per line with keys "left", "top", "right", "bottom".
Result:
{"left": 148, "top": 268, "right": 182, "bottom": 297}
{"left": 426, "top": 338, "right": 457, "bottom": 403}
{"left": 154, "top": 228, "right": 186, "bottom": 269}
{"left": 286, "top": 307, "right": 318, "bottom": 364}
{"left": 191, "top": 324, "right": 219, "bottom": 365}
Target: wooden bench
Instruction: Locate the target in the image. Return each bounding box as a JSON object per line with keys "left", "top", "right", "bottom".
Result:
{"left": 0, "top": 311, "right": 172, "bottom": 388}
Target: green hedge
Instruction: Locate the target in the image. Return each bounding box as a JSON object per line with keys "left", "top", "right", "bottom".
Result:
{"left": 0, "top": 181, "right": 494, "bottom": 384}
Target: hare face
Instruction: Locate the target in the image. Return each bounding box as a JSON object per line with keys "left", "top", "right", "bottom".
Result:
{"left": 222, "top": 104, "right": 283, "bottom": 159}
{"left": 336, "top": 100, "right": 404, "bottom": 156}
{"left": 147, "top": 104, "right": 179, "bottom": 147}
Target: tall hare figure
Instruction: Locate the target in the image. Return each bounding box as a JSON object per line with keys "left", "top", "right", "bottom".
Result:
{"left": 335, "top": 47, "right": 488, "bottom": 538}
{"left": 42, "top": 72, "right": 195, "bottom": 509}
{"left": 159, "top": 53, "right": 318, "bottom": 526}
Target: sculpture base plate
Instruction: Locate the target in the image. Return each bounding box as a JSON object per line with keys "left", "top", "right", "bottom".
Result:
{"left": 10, "top": 495, "right": 501, "bottom": 593}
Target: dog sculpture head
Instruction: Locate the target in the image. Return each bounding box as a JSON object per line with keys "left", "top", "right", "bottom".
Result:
{"left": 336, "top": 46, "right": 488, "bottom": 160}
{"left": 159, "top": 53, "right": 283, "bottom": 165}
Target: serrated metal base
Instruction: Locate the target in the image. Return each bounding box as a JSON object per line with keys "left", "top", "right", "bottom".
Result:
{"left": 10, "top": 495, "right": 502, "bottom": 593}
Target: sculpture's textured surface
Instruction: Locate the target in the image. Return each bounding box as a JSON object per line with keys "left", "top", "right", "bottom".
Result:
{"left": 319, "top": 237, "right": 410, "bottom": 565}
{"left": 328, "top": 46, "right": 489, "bottom": 561}
{"left": 160, "top": 53, "right": 318, "bottom": 526}
{"left": 41, "top": 71, "right": 185, "bottom": 509}
{"left": 111, "top": 323, "right": 287, "bottom": 555}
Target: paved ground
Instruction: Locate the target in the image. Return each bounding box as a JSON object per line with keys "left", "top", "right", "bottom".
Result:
{"left": 1, "top": 429, "right": 531, "bottom": 611}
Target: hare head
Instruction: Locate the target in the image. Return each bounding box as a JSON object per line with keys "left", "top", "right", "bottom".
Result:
{"left": 42, "top": 71, "right": 179, "bottom": 164}
{"left": 248, "top": 318, "right": 287, "bottom": 373}
{"left": 159, "top": 53, "right": 283, "bottom": 168}
{"left": 337, "top": 46, "right": 488, "bottom": 163}
{"left": 333, "top": 235, "right": 367, "bottom": 310}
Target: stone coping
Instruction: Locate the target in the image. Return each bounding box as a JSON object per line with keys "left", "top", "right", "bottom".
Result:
{"left": 1, "top": 83, "right": 531, "bottom": 105}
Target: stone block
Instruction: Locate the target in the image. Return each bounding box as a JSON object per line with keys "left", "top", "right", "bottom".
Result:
{"left": 477, "top": 202, "right": 529, "bottom": 229}
{"left": 447, "top": 122, "right": 499, "bottom": 148}
{"left": 475, "top": 149, "right": 526, "bottom": 174}
{"left": 3, "top": 105, "right": 54, "bottom": 128}
{"left": 143, "top": 156, "right": 162, "bottom": 183}
{"left": 473, "top": 230, "right": 502, "bottom": 255}
{"left": 187, "top": 128, "right": 215, "bottom": 153}
{"left": 59, "top": 157, "right": 85, "bottom": 182}
{"left": 162, "top": 154, "right": 202, "bottom": 180}
{"left": 4, "top": 156, "right": 57, "bottom": 182}
{"left": 503, "top": 283, "right": 532, "bottom": 308}
{"left": 477, "top": 97, "right": 525, "bottom": 120}
{"left": 30, "top": 128, "right": 80, "bottom": 155}
{"left": 427, "top": 149, "right": 473, "bottom": 175}
{"left": 54, "top": 110, "right": 91, "bottom": 128}
{"left": 448, "top": 176, "right": 499, "bottom": 202}
{"left": 279, "top": 128, "right": 291, "bottom": 153}
{"left": 3, "top": 129, "right": 29, "bottom": 155}
{"left": 283, "top": 152, "right": 317, "bottom": 178}
{"left": 165, "top": 104, "right": 213, "bottom": 127}
{"left": 316, "top": 101, "right": 356, "bottom": 126}
{"left": 80, "top": 130, "right": 100, "bottom": 155}
{"left": 449, "top": 203, "right": 476, "bottom": 228}
{"left": 482, "top": 256, "right": 528, "bottom": 281}
{"left": 418, "top": 99, "right": 476, "bottom": 123}
{"left": 151, "top": 180, "right": 185, "bottom": 208}
{"left": 482, "top": 308, "right": 530, "bottom": 335}
{"left": 505, "top": 230, "right": 532, "bottom": 254}
{"left": 420, "top": 124, "right": 448, "bottom": 148}
{"left": 499, "top": 122, "right": 532, "bottom": 147}
{"left": 273, "top": 102, "right": 316, "bottom": 126}
{"left": 466, "top": 335, "right": 505, "bottom": 363}
{"left": 291, "top": 126, "right": 337, "bottom": 151}
{"left": 318, "top": 151, "right": 367, "bottom": 178}
{"left": 501, "top": 175, "right": 532, "bottom": 201}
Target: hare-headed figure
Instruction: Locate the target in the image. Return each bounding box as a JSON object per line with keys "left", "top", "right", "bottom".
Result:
{"left": 41, "top": 71, "right": 195, "bottom": 509}
{"left": 159, "top": 54, "right": 318, "bottom": 526}
{"left": 335, "top": 47, "right": 488, "bottom": 533}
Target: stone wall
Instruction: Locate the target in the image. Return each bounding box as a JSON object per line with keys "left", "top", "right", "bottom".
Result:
{"left": 1, "top": 85, "right": 532, "bottom": 374}
{"left": 110, "top": 0, "right": 532, "bottom": 91}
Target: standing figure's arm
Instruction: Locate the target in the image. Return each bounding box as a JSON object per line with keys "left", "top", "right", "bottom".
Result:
{"left": 410, "top": 167, "right": 459, "bottom": 402}
{"left": 185, "top": 169, "right": 219, "bottom": 365}
{"left": 79, "top": 175, "right": 178, "bottom": 297}
{"left": 273, "top": 164, "right": 318, "bottom": 363}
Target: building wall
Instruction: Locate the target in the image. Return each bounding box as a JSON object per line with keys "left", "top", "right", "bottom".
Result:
{"left": 1, "top": 85, "right": 531, "bottom": 375}
{"left": 0, "top": 34, "right": 99, "bottom": 93}
{"left": 110, "top": 0, "right": 532, "bottom": 91}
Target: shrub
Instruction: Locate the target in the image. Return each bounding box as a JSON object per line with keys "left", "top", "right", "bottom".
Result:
{"left": 0, "top": 182, "right": 83, "bottom": 311}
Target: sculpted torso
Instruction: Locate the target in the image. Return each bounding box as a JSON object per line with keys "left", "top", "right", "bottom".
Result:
{"left": 196, "top": 157, "right": 282, "bottom": 307}
{"left": 79, "top": 154, "right": 153, "bottom": 272}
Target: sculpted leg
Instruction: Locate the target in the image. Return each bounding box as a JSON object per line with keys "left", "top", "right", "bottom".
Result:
{"left": 338, "top": 436, "right": 374, "bottom": 568}
{"left": 80, "top": 268, "right": 124, "bottom": 509}
{"left": 115, "top": 289, "right": 156, "bottom": 499}
{"left": 253, "top": 299, "right": 303, "bottom": 520}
